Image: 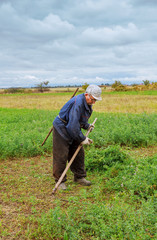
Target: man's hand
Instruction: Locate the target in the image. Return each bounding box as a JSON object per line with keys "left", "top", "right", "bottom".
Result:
{"left": 81, "top": 137, "right": 93, "bottom": 145}
{"left": 88, "top": 124, "right": 95, "bottom": 132}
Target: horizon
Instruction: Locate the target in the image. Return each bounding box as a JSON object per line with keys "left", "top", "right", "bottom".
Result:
{"left": 0, "top": 81, "right": 153, "bottom": 90}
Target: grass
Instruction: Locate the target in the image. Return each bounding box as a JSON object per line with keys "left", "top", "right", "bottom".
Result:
{"left": 0, "top": 108, "right": 157, "bottom": 159}
{"left": 0, "top": 89, "right": 157, "bottom": 239}
{"left": 0, "top": 90, "right": 157, "bottom": 113}
{"left": 102, "top": 90, "right": 157, "bottom": 95}
{"left": 0, "top": 152, "right": 156, "bottom": 239}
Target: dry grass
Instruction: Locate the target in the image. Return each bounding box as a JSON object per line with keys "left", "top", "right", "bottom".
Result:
{"left": 0, "top": 94, "right": 69, "bottom": 110}
{"left": 94, "top": 94, "right": 157, "bottom": 113}
{"left": 0, "top": 92, "right": 157, "bottom": 113}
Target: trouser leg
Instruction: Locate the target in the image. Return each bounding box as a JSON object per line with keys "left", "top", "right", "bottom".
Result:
{"left": 53, "top": 127, "right": 69, "bottom": 182}
{"left": 68, "top": 140, "right": 86, "bottom": 179}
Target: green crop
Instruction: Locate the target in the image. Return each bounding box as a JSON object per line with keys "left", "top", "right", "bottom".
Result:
{"left": 0, "top": 108, "right": 157, "bottom": 159}
{"left": 90, "top": 112, "right": 157, "bottom": 147}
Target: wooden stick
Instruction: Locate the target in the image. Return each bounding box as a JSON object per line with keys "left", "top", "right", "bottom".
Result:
{"left": 41, "top": 88, "right": 79, "bottom": 146}
{"left": 52, "top": 118, "right": 97, "bottom": 194}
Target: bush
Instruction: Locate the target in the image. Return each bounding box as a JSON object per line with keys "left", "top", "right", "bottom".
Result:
{"left": 85, "top": 145, "right": 129, "bottom": 171}
{"left": 150, "top": 82, "right": 157, "bottom": 90}
{"left": 114, "top": 85, "right": 128, "bottom": 91}
{"left": 4, "top": 88, "right": 25, "bottom": 94}
{"left": 111, "top": 80, "right": 122, "bottom": 88}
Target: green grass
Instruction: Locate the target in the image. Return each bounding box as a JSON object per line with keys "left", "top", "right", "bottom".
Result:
{"left": 2, "top": 89, "right": 157, "bottom": 96}
{"left": 1, "top": 153, "right": 156, "bottom": 239}
{"left": 102, "top": 90, "right": 157, "bottom": 95}
{"left": 27, "top": 196, "right": 157, "bottom": 240}
{"left": 91, "top": 112, "right": 157, "bottom": 147}
{"left": 0, "top": 108, "right": 57, "bottom": 159}
{"left": 1, "top": 108, "right": 157, "bottom": 159}
{"left": 26, "top": 153, "right": 157, "bottom": 239}
{"left": 0, "top": 107, "right": 157, "bottom": 239}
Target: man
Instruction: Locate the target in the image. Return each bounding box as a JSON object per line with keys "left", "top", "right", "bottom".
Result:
{"left": 53, "top": 84, "right": 102, "bottom": 190}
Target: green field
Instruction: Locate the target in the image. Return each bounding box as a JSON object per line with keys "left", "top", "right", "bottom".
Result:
{"left": 0, "top": 90, "right": 157, "bottom": 239}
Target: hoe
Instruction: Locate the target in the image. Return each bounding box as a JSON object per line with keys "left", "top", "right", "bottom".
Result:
{"left": 41, "top": 88, "right": 79, "bottom": 146}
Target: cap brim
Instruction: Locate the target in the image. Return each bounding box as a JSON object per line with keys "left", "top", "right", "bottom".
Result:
{"left": 94, "top": 96, "right": 102, "bottom": 101}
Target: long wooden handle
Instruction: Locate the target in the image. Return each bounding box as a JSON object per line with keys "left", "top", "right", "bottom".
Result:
{"left": 41, "top": 88, "right": 79, "bottom": 146}
{"left": 52, "top": 118, "right": 97, "bottom": 194}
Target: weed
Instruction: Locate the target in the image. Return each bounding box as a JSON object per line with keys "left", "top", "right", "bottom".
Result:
{"left": 27, "top": 197, "right": 157, "bottom": 240}
{"left": 85, "top": 145, "right": 129, "bottom": 171}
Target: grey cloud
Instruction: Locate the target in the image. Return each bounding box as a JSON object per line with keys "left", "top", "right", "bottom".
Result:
{"left": 0, "top": 3, "right": 19, "bottom": 31}
{"left": 25, "top": 14, "right": 74, "bottom": 42}
{"left": 54, "top": 0, "right": 133, "bottom": 27}
{"left": 80, "top": 23, "right": 141, "bottom": 47}
{"left": 0, "top": 3, "right": 74, "bottom": 40}
{"left": 4, "top": 0, "right": 132, "bottom": 27}
{"left": 0, "top": 1, "right": 75, "bottom": 72}
{"left": 130, "top": 0, "right": 157, "bottom": 6}
{"left": 0, "top": 0, "right": 157, "bottom": 88}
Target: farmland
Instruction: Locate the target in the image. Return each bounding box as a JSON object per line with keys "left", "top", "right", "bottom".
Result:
{"left": 0, "top": 89, "right": 157, "bottom": 113}
{"left": 0, "top": 88, "right": 157, "bottom": 239}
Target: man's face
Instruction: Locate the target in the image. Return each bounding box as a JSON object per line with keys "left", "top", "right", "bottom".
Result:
{"left": 85, "top": 93, "right": 97, "bottom": 105}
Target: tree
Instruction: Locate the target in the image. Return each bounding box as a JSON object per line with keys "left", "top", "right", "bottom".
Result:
{"left": 43, "top": 81, "right": 49, "bottom": 86}
{"left": 111, "top": 80, "right": 122, "bottom": 88}
{"left": 143, "top": 80, "right": 150, "bottom": 86}
{"left": 36, "top": 81, "right": 49, "bottom": 92}
{"left": 82, "top": 83, "right": 89, "bottom": 91}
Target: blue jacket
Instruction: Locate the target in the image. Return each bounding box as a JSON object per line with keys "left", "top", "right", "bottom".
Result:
{"left": 53, "top": 93, "right": 93, "bottom": 143}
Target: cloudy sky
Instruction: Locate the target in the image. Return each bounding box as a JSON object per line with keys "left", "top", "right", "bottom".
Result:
{"left": 0, "top": 0, "right": 157, "bottom": 88}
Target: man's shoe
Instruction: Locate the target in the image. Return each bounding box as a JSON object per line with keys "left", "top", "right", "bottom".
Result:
{"left": 74, "top": 177, "right": 91, "bottom": 186}
{"left": 58, "top": 182, "right": 67, "bottom": 190}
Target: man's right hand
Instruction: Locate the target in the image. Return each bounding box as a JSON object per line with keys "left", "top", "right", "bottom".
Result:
{"left": 81, "top": 137, "right": 93, "bottom": 145}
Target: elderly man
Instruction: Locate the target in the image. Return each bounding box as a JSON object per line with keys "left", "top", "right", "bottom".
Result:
{"left": 53, "top": 85, "right": 102, "bottom": 190}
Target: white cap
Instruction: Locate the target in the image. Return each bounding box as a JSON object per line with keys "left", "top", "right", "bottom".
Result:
{"left": 85, "top": 85, "right": 102, "bottom": 101}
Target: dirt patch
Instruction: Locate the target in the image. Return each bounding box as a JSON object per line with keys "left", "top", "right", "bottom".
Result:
{"left": 128, "top": 145, "right": 157, "bottom": 158}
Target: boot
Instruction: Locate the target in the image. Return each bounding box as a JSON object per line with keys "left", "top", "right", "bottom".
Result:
{"left": 58, "top": 182, "right": 67, "bottom": 190}
{"left": 74, "top": 177, "right": 91, "bottom": 186}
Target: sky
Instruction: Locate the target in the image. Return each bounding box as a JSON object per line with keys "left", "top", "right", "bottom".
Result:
{"left": 0, "top": 0, "right": 157, "bottom": 88}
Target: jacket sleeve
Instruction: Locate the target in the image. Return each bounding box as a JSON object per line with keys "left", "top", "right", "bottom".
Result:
{"left": 65, "top": 100, "right": 86, "bottom": 143}
{"left": 81, "top": 122, "right": 90, "bottom": 130}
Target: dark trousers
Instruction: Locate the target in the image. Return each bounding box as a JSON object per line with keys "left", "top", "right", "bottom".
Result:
{"left": 53, "top": 127, "right": 86, "bottom": 182}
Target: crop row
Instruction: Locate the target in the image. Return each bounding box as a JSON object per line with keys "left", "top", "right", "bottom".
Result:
{"left": 0, "top": 108, "right": 157, "bottom": 159}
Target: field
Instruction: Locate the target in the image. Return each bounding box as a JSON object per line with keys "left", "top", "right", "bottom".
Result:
{"left": 0, "top": 89, "right": 157, "bottom": 239}
{"left": 0, "top": 89, "right": 157, "bottom": 113}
